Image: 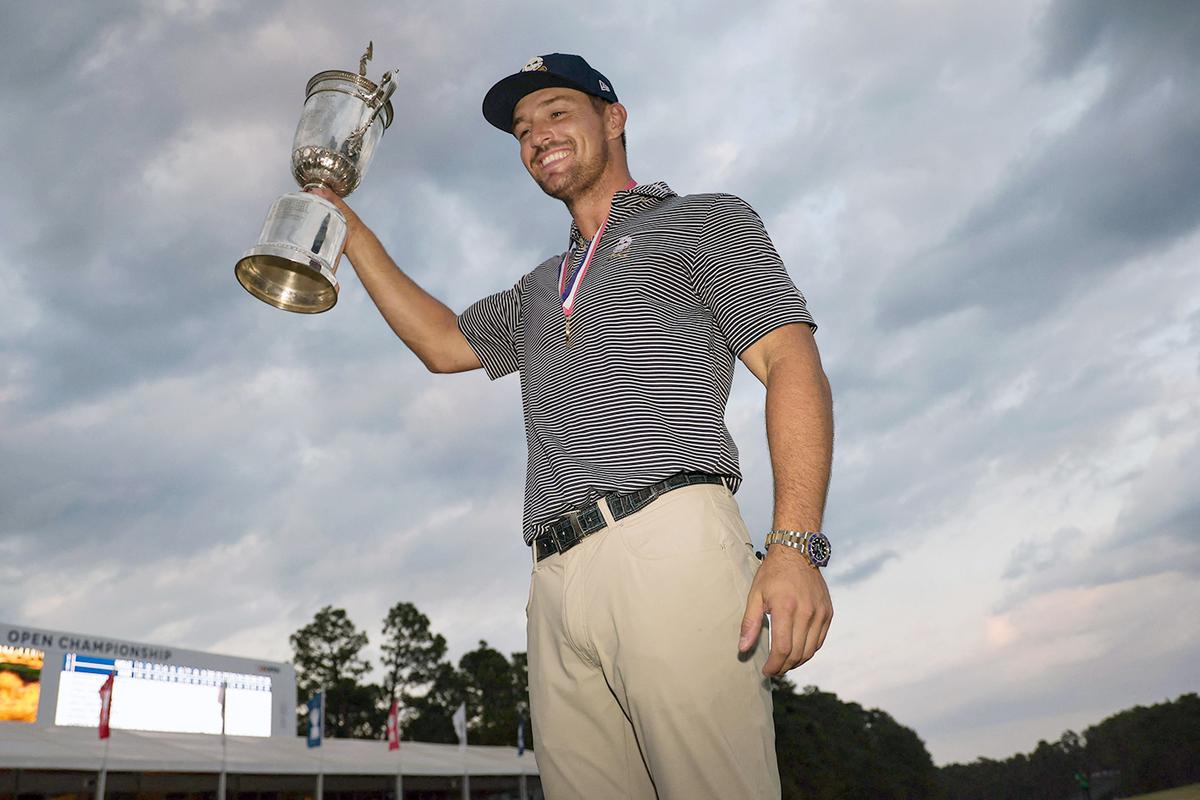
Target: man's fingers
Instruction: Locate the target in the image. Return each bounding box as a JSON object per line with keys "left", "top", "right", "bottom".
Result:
{"left": 738, "top": 590, "right": 766, "bottom": 652}
{"left": 785, "top": 607, "right": 816, "bottom": 672}
{"left": 796, "top": 603, "right": 832, "bottom": 667}
{"left": 762, "top": 601, "right": 796, "bottom": 675}
{"left": 814, "top": 608, "right": 833, "bottom": 653}
{"left": 306, "top": 185, "right": 336, "bottom": 203}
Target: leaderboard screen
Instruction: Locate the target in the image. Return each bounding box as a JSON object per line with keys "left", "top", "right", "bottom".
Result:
{"left": 0, "top": 645, "right": 43, "bottom": 723}
{"left": 54, "top": 653, "right": 273, "bottom": 736}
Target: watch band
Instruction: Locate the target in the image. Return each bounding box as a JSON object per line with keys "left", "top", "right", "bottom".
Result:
{"left": 765, "top": 529, "right": 832, "bottom": 568}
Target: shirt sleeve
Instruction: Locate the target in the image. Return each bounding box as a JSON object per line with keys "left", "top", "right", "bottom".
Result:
{"left": 690, "top": 194, "right": 816, "bottom": 356}
{"left": 457, "top": 275, "right": 525, "bottom": 380}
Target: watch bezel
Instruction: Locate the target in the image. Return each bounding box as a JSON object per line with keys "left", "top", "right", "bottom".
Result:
{"left": 806, "top": 532, "right": 832, "bottom": 567}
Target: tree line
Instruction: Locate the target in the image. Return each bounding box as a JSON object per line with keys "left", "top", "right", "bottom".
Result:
{"left": 289, "top": 603, "right": 530, "bottom": 747}
{"left": 938, "top": 692, "right": 1200, "bottom": 800}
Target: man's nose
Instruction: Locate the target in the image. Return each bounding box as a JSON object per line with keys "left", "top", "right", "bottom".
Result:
{"left": 531, "top": 122, "right": 555, "bottom": 147}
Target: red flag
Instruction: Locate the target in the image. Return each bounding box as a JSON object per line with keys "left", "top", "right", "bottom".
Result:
{"left": 386, "top": 698, "right": 400, "bottom": 751}
{"left": 98, "top": 672, "right": 115, "bottom": 739}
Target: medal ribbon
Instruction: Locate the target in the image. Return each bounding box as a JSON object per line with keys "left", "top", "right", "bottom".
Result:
{"left": 558, "top": 219, "right": 607, "bottom": 312}
{"left": 557, "top": 180, "right": 637, "bottom": 326}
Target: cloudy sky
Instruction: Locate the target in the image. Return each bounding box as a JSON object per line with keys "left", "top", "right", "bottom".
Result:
{"left": 2, "top": 0, "right": 1197, "bottom": 765}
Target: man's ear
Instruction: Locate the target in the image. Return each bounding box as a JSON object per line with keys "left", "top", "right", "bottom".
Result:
{"left": 607, "top": 102, "right": 628, "bottom": 142}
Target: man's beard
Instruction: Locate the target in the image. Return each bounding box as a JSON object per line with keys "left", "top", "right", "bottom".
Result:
{"left": 534, "top": 143, "right": 608, "bottom": 203}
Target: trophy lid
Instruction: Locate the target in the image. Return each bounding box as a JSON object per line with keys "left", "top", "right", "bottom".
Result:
{"left": 305, "top": 70, "right": 395, "bottom": 130}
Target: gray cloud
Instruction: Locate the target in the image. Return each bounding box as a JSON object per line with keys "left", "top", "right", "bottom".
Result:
{"left": 833, "top": 549, "right": 900, "bottom": 586}
{"left": 877, "top": 0, "right": 1200, "bottom": 330}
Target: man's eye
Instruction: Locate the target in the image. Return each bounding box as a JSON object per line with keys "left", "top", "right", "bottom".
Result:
{"left": 550, "top": 110, "right": 565, "bottom": 119}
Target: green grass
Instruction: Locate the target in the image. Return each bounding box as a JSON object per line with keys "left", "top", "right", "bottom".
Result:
{"left": 1128, "top": 785, "right": 1200, "bottom": 800}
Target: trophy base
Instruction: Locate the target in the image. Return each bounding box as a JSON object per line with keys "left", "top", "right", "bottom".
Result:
{"left": 235, "top": 192, "right": 347, "bottom": 314}
{"left": 236, "top": 244, "right": 339, "bottom": 313}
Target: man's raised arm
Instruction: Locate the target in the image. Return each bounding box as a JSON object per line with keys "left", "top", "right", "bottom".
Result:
{"left": 309, "top": 187, "right": 483, "bottom": 374}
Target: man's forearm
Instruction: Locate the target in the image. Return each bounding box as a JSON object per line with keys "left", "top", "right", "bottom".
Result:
{"left": 306, "top": 187, "right": 479, "bottom": 373}
{"left": 764, "top": 349, "right": 834, "bottom": 532}
{"left": 342, "top": 229, "right": 465, "bottom": 369}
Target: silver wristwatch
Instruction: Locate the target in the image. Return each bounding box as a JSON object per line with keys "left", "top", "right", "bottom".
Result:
{"left": 764, "top": 530, "right": 831, "bottom": 568}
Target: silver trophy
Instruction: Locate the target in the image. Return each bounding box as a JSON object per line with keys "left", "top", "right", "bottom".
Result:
{"left": 236, "top": 43, "right": 396, "bottom": 313}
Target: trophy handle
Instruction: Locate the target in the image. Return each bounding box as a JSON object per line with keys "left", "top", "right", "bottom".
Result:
{"left": 345, "top": 70, "right": 398, "bottom": 158}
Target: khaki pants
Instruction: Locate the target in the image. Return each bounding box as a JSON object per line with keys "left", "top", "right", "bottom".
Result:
{"left": 527, "top": 483, "right": 780, "bottom": 799}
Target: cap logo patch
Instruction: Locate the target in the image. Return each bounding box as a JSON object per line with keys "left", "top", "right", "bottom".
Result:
{"left": 522, "top": 56, "right": 547, "bottom": 72}
{"left": 598, "top": 79, "right": 611, "bottom": 92}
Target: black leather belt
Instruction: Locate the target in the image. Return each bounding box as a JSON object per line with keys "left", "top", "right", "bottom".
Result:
{"left": 532, "top": 471, "right": 726, "bottom": 562}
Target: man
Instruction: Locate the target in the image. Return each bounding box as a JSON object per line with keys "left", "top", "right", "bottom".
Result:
{"left": 312, "top": 53, "right": 833, "bottom": 799}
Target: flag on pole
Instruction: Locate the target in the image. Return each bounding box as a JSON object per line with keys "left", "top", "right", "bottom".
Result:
{"left": 306, "top": 691, "right": 324, "bottom": 748}
{"left": 386, "top": 698, "right": 400, "bottom": 751}
{"left": 98, "top": 671, "right": 115, "bottom": 739}
{"left": 217, "top": 681, "right": 227, "bottom": 736}
{"left": 517, "top": 717, "right": 525, "bottom": 757}
{"left": 452, "top": 701, "right": 467, "bottom": 750}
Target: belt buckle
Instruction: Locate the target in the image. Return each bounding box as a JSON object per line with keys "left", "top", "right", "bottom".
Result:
{"left": 538, "top": 532, "right": 555, "bottom": 561}
{"left": 544, "top": 512, "right": 582, "bottom": 556}
{"left": 558, "top": 510, "right": 585, "bottom": 552}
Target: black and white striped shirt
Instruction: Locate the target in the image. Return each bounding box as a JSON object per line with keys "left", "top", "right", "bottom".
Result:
{"left": 458, "top": 181, "right": 816, "bottom": 543}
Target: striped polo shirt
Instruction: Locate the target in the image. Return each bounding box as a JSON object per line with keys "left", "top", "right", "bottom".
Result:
{"left": 458, "top": 181, "right": 816, "bottom": 543}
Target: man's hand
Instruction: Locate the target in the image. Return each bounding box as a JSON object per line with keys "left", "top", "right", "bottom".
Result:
{"left": 739, "top": 545, "right": 833, "bottom": 675}
{"left": 306, "top": 186, "right": 370, "bottom": 256}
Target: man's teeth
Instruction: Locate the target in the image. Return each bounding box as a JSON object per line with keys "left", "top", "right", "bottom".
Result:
{"left": 541, "top": 151, "right": 569, "bottom": 167}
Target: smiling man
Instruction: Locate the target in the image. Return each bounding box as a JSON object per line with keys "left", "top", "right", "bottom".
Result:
{"left": 312, "top": 53, "right": 834, "bottom": 800}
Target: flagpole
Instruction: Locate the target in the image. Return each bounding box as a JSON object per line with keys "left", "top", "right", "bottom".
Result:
{"left": 451, "top": 701, "right": 469, "bottom": 800}
{"left": 95, "top": 732, "right": 110, "bottom": 800}
{"left": 461, "top": 726, "right": 469, "bottom": 800}
{"left": 217, "top": 680, "right": 228, "bottom": 800}
{"left": 395, "top": 740, "right": 403, "bottom": 800}
{"left": 393, "top": 694, "right": 403, "bottom": 800}
{"left": 315, "top": 687, "right": 325, "bottom": 800}
{"left": 517, "top": 713, "right": 527, "bottom": 800}
{"left": 96, "top": 670, "right": 115, "bottom": 800}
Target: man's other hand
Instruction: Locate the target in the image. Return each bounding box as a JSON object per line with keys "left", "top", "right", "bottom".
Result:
{"left": 738, "top": 545, "right": 833, "bottom": 675}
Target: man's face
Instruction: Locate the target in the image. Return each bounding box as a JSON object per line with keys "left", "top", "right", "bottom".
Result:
{"left": 512, "top": 87, "right": 610, "bottom": 202}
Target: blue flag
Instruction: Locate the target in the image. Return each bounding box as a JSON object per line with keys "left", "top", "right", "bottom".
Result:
{"left": 306, "top": 691, "right": 324, "bottom": 748}
{"left": 517, "top": 717, "right": 525, "bottom": 756}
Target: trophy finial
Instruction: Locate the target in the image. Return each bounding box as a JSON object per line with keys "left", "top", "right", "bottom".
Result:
{"left": 359, "top": 42, "right": 373, "bottom": 76}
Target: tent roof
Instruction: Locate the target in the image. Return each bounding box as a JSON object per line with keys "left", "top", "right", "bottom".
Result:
{"left": 0, "top": 725, "right": 538, "bottom": 776}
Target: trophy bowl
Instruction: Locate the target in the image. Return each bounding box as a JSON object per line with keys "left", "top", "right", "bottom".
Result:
{"left": 236, "top": 50, "right": 396, "bottom": 313}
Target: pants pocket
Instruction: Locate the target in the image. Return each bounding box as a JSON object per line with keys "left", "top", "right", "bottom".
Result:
{"left": 615, "top": 486, "right": 732, "bottom": 561}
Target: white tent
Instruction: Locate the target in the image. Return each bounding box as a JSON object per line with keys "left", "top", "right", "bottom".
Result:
{"left": 0, "top": 724, "right": 538, "bottom": 777}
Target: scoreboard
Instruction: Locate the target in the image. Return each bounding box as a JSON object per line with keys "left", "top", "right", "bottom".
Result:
{"left": 1, "top": 622, "right": 295, "bottom": 737}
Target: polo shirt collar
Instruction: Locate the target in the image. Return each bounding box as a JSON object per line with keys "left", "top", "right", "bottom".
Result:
{"left": 568, "top": 181, "right": 677, "bottom": 247}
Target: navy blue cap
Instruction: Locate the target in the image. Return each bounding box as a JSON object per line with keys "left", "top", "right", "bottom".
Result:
{"left": 483, "top": 53, "right": 618, "bottom": 133}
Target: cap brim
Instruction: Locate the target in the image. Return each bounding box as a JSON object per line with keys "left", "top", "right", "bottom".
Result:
{"left": 482, "top": 72, "right": 594, "bottom": 133}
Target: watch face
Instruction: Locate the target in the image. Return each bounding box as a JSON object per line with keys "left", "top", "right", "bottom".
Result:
{"left": 807, "top": 533, "right": 832, "bottom": 567}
